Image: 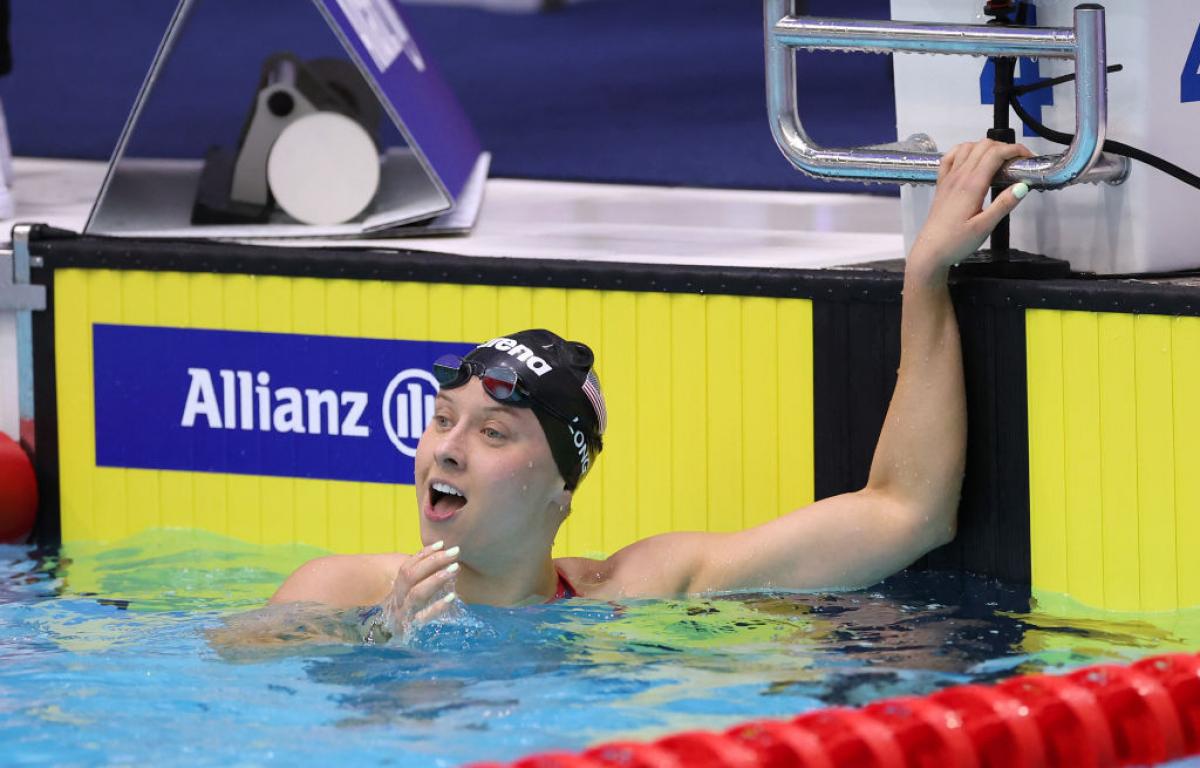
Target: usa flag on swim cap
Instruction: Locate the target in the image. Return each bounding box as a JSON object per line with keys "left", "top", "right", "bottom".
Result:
{"left": 583, "top": 369, "right": 607, "bottom": 436}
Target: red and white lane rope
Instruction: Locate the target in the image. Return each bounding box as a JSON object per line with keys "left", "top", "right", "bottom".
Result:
{"left": 471, "top": 651, "right": 1200, "bottom": 768}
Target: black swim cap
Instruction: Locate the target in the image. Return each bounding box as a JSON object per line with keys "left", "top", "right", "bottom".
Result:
{"left": 460, "top": 329, "right": 606, "bottom": 490}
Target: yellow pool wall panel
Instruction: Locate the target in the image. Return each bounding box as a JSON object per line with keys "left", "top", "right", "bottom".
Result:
{"left": 53, "top": 268, "right": 816, "bottom": 558}
{"left": 1027, "top": 308, "right": 1200, "bottom": 612}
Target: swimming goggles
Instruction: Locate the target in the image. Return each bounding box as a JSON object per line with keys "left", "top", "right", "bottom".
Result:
{"left": 432, "top": 353, "right": 576, "bottom": 425}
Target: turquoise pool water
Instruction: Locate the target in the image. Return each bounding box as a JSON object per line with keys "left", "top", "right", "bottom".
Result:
{"left": 3, "top": 532, "right": 1200, "bottom": 766}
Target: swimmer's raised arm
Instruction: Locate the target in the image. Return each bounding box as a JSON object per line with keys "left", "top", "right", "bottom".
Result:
{"left": 600, "top": 140, "right": 1034, "bottom": 597}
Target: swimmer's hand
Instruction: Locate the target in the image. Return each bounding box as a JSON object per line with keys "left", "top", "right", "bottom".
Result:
{"left": 908, "top": 140, "right": 1035, "bottom": 280}
{"left": 371, "top": 541, "right": 459, "bottom": 642}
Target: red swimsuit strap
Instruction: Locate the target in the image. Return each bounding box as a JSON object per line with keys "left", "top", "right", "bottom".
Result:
{"left": 552, "top": 568, "right": 577, "bottom": 601}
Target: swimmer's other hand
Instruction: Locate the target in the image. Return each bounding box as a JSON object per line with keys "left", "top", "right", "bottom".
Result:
{"left": 909, "top": 140, "right": 1035, "bottom": 280}
{"left": 369, "top": 540, "right": 459, "bottom": 643}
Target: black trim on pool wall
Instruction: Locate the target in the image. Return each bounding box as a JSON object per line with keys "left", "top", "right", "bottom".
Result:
{"left": 27, "top": 226, "right": 1200, "bottom": 316}
{"left": 811, "top": 284, "right": 1032, "bottom": 585}
{"left": 24, "top": 226, "right": 903, "bottom": 303}
{"left": 30, "top": 266, "right": 60, "bottom": 546}
{"left": 918, "top": 300, "right": 1031, "bottom": 584}
{"left": 812, "top": 299, "right": 899, "bottom": 501}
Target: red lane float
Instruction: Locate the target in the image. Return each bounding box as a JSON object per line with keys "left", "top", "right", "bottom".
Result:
{"left": 0, "top": 431, "right": 37, "bottom": 543}
{"left": 470, "top": 652, "right": 1200, "bottom": 768}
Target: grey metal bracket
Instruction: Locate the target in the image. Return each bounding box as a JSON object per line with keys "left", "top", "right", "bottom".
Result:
{"left": 3, "top": 224, "right": 44, "bottom": 441}
{"left": 2, "top": 225, "right": 46, "bottom": 311}
{"left": 765, "top": 1, "right": 1131, "bottom": 188}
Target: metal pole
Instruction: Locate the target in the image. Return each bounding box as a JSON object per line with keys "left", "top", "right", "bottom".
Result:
{"left": 986, "top": 3, "right": 1018, "bottom": 261}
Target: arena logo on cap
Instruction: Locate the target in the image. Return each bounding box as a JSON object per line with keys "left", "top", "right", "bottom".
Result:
{"left": 478, "top": 337, "right": 554, "bottom": 376}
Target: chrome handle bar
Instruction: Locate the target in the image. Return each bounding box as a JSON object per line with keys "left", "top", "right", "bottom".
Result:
{"left": 765, "top": 2, "right": 1131, "bottom": 188}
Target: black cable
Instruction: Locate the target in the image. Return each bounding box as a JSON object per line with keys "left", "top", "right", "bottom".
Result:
{"left": 1009, "top": 65, "right": 1122, "bottom": 97}
{"left": 1004, "top": 71, "right": 1200, "bottom": 192}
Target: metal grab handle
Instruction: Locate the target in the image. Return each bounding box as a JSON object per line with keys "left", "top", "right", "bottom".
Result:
{"left": 765, "top": 1, "right": 1131, "bottom": 188}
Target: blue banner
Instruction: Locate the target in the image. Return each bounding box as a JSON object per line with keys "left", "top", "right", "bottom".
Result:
{"left": 92, "top": 324, "right": 473, "bottom": 484}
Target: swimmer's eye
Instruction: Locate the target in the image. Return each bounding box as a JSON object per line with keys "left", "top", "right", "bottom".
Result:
{"left": 482, "top": 427, "right": 507, "bottom": 441}
{"left": 431, "top": 414, "right": 452, "bottom": 430}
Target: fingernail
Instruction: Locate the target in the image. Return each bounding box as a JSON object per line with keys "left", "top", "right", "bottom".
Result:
{"left": 444, "top": 562, "right": 459, "bottom": 575}
{"left": 443, "top": 592, "right": 457, "bottom": 604}
{"left": 429, "top": 540, "right": 444, "bottom": 551}
{"left": 444, "top": 546, "right": 460, "bottom": 558}
{"left": 1012, "top": 182, "right": 1030, "bottom": 200}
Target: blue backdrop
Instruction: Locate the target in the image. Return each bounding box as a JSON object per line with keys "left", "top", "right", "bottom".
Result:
{"left": 0, "top": 0, "right": 895, "bottom": 193}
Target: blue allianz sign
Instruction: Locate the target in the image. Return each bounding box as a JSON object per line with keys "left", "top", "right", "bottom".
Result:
{"left": 92, "top": 325, "right": 473, "bottom": 484}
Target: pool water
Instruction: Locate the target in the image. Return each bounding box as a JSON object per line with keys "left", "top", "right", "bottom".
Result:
{"left": 3, "top": 531, "right": 1200, "bottom": 767}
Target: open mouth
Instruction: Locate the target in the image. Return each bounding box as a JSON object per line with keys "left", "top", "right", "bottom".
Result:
{"left": 427, "top": 481, "right": 468, "bottom": 521}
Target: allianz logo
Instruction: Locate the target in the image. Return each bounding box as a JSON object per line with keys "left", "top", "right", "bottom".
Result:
{"left": 181, "top": 367, "right": 439, "bottom": 457}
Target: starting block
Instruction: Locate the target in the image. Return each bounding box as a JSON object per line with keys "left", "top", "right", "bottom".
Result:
{"left": 766, "top": 1, "right": 1200, "bottom": 275}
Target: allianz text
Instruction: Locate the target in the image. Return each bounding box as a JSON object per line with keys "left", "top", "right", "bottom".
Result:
{"left": 181, "top": 368, "right": 370, "bottom": 437}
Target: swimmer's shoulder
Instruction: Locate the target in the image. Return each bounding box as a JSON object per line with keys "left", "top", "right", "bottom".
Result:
{"left": 270, "top": 552, "right": 411, "bottom": 608}
{"left": 553, "top": 556, "right": 609, "bottom": 598}
{"left": 555, "top": 533, "right": 705, "bottom": 599}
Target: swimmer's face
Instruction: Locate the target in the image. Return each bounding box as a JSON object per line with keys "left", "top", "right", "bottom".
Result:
{"left": 414, "top": 378, "right": 569, "bottom": 562}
